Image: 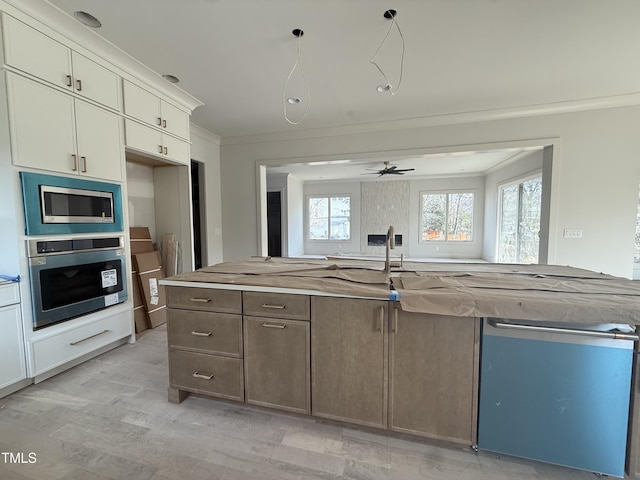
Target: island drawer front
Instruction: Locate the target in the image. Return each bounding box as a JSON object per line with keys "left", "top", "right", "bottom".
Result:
{"left": 167, "top": 309, "right": 242, "bottom": 357}
{"left": 243, "top": 292, "right": 310, "bottom": 320}
{"left": 169, "top": 350, "right": 244, "bottom": 401}
{"left": 166, "top": 286, "right": 241, "bottom": 314}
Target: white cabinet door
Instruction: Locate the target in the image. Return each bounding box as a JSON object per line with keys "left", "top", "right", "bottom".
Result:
{"left": 162, "top": 134, "right": 190, "bottom": 165}
{"left": 123, "top": 80, "right": 161, "bottom": 127}
{"left": 7, "top": 73, "right": 77, "bottom": 174}
{"left": 124, "top": 119, "right": 163, "bottom": 157}
{"left": 75, "top": 100, "right": 124, "bottom": 181}
{"left": 2, "top": 14, "right": 72, "bottom": 91}
{"left": 71, "top": 52, "right": 120, "bottom": 110}
{"left": 161, "top": 100, "right": 189, "bottom": 140}
{"left": 0, "top": 303, "right": 27, "bottom": 390}
{"left": 124, "top": 119, "right": 189, "bottom": 165}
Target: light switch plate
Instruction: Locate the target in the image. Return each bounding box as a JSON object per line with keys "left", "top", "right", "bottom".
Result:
{"left": 563, "top": 228, "right": 583, "bottom": 238}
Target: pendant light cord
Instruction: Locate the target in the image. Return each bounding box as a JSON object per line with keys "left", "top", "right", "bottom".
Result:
{"left": 283, "top": 32, "right": 310, "bottom": 125}
{"left": 370, "top": 13, "right": 405, "bottom": 95}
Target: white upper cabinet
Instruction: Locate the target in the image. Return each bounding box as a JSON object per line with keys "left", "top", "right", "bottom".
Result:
{"left": 7, "top": 73, "right": 123, "bottom": 182}
{"left": 123, "top": 79, "right": 189, "bottom": 140}
{"left": 2, "top": 14, "right": 120, "bottom": 111}
{"left": 124, "top": 119, "right": 190, "bottom": 165}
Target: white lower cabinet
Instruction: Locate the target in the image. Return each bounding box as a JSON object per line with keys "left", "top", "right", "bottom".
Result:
{"left": 0, "top": 282, "right": 27, "bottom": 394}
{"left": 30, "top": 308, "right": 132, "bottom": 378}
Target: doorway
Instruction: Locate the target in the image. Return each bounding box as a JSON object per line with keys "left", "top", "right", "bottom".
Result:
{"left": 267, "top": 190, "right": 282, "bottom": 257}
{"left": 191, "top": 160, "right": 204, "bottom": 269}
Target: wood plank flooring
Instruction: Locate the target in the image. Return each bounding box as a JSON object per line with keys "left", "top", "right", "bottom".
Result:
{"left": 0, "top": 325, "right": 605, "bottom": 479}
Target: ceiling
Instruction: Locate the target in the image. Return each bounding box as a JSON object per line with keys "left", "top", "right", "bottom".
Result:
{"left": 46, "top": 0, "right": 640, "bottom": 140}
{"left": 267, "top": 147, "right": 541, "bottom": 182}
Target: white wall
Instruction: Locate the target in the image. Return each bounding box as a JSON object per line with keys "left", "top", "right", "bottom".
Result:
{"left": 221, "top": 106, "right": 640, "bottom": 278}
{"left": 125, "top": 162, "right": 157, "bottom": 243}
{"left": 302, "top": 181, "right": 361, "bottom": 256}
{"left": 409, "top": 176, "right": 485, "bottom": 259}
{"left": 483, "top": 150, "right": 544, "bottom": 262}
{"left": 190, "top": 124, "right": 223, "bottom": 266}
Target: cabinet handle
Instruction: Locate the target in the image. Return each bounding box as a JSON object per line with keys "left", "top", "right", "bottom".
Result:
{"left": 76, "top": 79, "right": 82, "bottom": 91}
{"left": 66, "top": 74, "right": 72, "bottom": 87}
{"left": 81, "top": 156, "right": 87, "bottom": 173}
{"left": 70, "top": 329, "right": 110, "bottom": 346}
{"left": 163, "top": 119, "right": 167, "bottom": 128}
{"left": 189, "top": 297, "right": 211, "bottom": 303}
{"left": 164, "top": 146, "right": 168, "bottom": 155}
{"left": 192, "top": 372, "right": 214, "bottom": 380}
{"left": 393, "top": 307, "right": 398, "bottom": 335}
{"left": 158, "top": 145, "right": 163, "bottom": 154}
{"left": 379, "top": 306, "right": 385, "bottom": 333}
{"left": 190, "top": 330, "right": 212, "bottom": 337}
{"left": 262, "top": 323, "right": 286, "bottom": 329}
{"left": 261, "top": 304, "right": 286, "bottom": 309}
{"left": 71, "top": 154, "right": 78, "bottom": 171}
{"left": 157, "top": 117, "right": 162, "bottom": 126}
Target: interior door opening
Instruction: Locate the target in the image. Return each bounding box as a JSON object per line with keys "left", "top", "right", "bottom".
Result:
{"left": 191, "top": 160, "right": 204, "bottom": 269}
{"left": 267, "top": 190, "right": 282, "bottom": 257}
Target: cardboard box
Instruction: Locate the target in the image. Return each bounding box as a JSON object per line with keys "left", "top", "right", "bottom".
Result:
{"left": 134, "top": 250, "right": 167, "bottom": 328}
{"left": 131, "top": 271, "right": 148, "bottom": 333}
{"left": 130, "top": 227, "right": 154, "bottom": 254}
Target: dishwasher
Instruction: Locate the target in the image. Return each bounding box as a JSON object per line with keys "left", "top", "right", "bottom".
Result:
{"left": 478, "top": 318, "right": 637, "bottom": 477}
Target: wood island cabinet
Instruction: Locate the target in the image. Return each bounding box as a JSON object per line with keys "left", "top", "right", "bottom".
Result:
{"left": 389, "top": 307, "right": 480, "bottom": 444}
{"left": 164, "top": 285, "right": 480, "bottom": 447}
{"left": 311, "top": 296, "right": 388, "bottom": 429}
{"left": 166, "top": 288, "right": 244, "bottom": 404}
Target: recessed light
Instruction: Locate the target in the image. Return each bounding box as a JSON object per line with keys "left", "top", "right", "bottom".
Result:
{"left": 73, "top": 11, "right": 101, "bottom": 28}
{"left": 162, "top": 74, "right": 180, "bottom": 84}
{"left": 287, "top": 97, "right": 301, "bottom": 104}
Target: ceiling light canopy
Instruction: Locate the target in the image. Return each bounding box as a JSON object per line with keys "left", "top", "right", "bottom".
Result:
{"left": 73, "top": 11, "right": 101, "bottom": 28}
{"left": 370, "top": 9, "right": 405, "bottom": 95}
{"left": 283, "top": 28, "right": 310, "bottom": 125}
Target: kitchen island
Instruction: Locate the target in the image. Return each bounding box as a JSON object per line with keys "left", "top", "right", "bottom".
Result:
{"left": 161, "top": 257, "right": 640, "bottom": 477}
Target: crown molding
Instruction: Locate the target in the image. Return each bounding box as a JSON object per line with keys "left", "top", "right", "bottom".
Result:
{"left": 221, "top": 92, "right": 640, "bottom": 147}
{"left": 190, "top": 123, "right": 221, "bottom": 146}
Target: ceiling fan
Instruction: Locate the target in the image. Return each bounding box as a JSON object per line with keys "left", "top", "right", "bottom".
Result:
{"left": 363, "top": 161, "right": 415, "bottom": 176}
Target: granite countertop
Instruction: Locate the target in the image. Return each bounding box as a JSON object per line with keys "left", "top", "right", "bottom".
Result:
{"left": 163, "top": 257, "right": 640, "bottom": 326}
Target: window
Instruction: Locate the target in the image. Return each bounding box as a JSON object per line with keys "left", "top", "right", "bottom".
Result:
{"left": 498, "top": 175, "right": 542, "bottom": 264}
{"left": 420, "top": 192, "right": 474, "bottom": 242}
{"left": 308, "top": 196, "right": 351, "bottom": 240}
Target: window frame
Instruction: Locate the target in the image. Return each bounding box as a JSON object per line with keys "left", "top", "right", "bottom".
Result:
{"left": 305, "top": 194, "right": 352, "bottom": 242}
{"left": 418, "top": 189, "right": 476, "bottom": 243}
{"left": 496, "top": 170, "right": 543, "bottom": 263}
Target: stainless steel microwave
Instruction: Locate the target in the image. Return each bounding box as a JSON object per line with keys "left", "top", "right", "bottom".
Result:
{"left": 41, "top": 185, "right": 114, "bottom": 224}
{"left": 20, "top": 172, "right": 123, "bottom": 235}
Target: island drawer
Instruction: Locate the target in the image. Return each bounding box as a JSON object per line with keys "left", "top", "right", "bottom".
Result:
{"left": 243, "top": 292, "right": 310, "bottom": 320}
{"left": 167, "top": 309, "right": 242, "bottom": 357}
{"left": 166, "top": 286, "right": 241, "bottom": 314}
{"left": 169, "top": 350, "right": 244, "bottom": 401}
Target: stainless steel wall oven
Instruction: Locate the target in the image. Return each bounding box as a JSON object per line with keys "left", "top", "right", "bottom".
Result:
{"left": 27, "top": 236, "right": 128, "bottom": 329}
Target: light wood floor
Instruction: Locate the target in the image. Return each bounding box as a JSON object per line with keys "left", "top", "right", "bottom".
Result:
{"left": 0, "top": 325, "right": 607, "bottom": 479}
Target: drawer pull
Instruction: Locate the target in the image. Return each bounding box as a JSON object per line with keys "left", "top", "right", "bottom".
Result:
{"left": 190, "top": 330, "right": 212, "bottom": 337}
{"left": 261, "top": 304, "right": 286, "bottom": 309}
{"left": 262, "top": 322, "right": 286, "bottom": 329}
{"left": 192, "top": 372, "right": 214, "bottom": 380}
{"left": 70, "top": 329, "right": 110, "bottom": 346}
{"left": 379, "top": 306, "right": 385, "bottom": 333}
{"left": 189, "top": 297, "right": 212, "bottom": 303}
{"left": 393, "top": 307, "right": 398, "bottom": 334}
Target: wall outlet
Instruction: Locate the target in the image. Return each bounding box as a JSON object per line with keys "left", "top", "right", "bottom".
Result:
{"left": 563, "top": 228, "right": 583, "bottom": 238}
